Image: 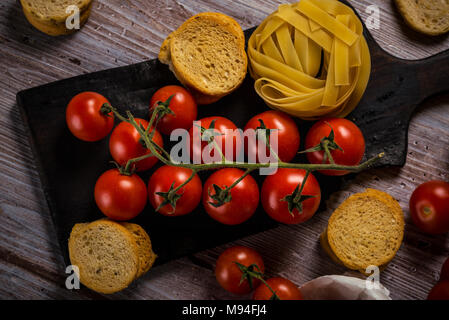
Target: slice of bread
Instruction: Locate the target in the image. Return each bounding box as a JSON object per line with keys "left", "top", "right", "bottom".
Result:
{"left": 120, "top": 222, "right": 157, "bottom": 278}
{"left": 395, "top": 0, "right": 449, "bottom": 36}
{"left": 20, "top": 0, "right": 92, "bottom": 36}
{"left": 320, "top": 228, "right": 389, "bottom": 275}
{"left": 68, "top": 219, "right": 140, "bottom": 294}
{"left": 325, "top": 189, "right": 404, "bottom": 273}
{"left": 158, "top": 12, "right": 248, "bottom": 104}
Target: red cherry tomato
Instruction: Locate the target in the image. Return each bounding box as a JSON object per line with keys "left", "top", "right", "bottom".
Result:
{"left": 189, "top": 116, "right": 242, "bottom": 164}
{"left": 150, "top": 85, "right": 197, "bottom": 135}
{"left": 253, "top": 277, "right": 303, "bottom": 300}
{"left": 203, "top": 168, "right": 259, "bottom": 225}
{"left": 109, "top": 118, "right": 163, "bottom": 172}
{"left": 215, "top": 246, "right": 265, "bottom": 295}
{"left": 427, "top": 281, "right": 449, "bottom": 300}
{"left": 441, "top": 257, "right": 449, "bottom": 282}
{"left": 148, "top": 165, "right": 202, "bottom": 216}
{"left": 66, "top": 92, "right": 114, "bottom": 142}
{"left": 409, "top": 180, "right": 449, "bottom": 234}
{"left": 261, "top": 168, "right": 321, "bottom": 224}
{"left": 244, "top": 110, "right": 300, "bottom": 163}
{"left": 304, "top": 118, "right": 365, "bottom": 176}
{"left": 94, "top": 169, "right": 147, "bottom": 221}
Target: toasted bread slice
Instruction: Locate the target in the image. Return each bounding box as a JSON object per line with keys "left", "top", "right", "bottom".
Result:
{"left": 120, "top": 222, "right": 157, "bottom": 278}
{"left": 20, "top": 0, "right": 92, "bottom": 23}
{"left": 326, "top": 189, "right": 404, "bottom": 272}
{"left": 68, "top": 220, "right": 140, "bottom": 294}
{"left": 395, "top": 0, "right": 449, "bottom": 36}
{"left": 159, "top": 12, "right": 247, "bottom": 104}
{"left": 21, "top": 0, "right": 92, "bottom": 36}
{"left": 320, "top": 228, "right": 388, "bottom": 275}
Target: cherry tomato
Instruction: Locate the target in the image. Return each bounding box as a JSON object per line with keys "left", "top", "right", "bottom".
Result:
{"left": 203, "top": 168, "right": 259, "bottom": 225}
{"left": 94, "top": 169, "right": 147, "bottom": 221}
{"left": 189, "top": 116, "right": 242, "bottom": 164}
{"left": 427, "top": 281, "right": 449, "bottom": 300}
{"left": 244, "top": 110, "right": 300, "bottom": 163}
{"left": 261, "top": 169, "right": 321, "bottom": 224}
{"left": 441, "top": 257, "right": 449, "bottom": 282}
{"left": 148, "top": 165, "right": 202, "bottom": 216}
{"left": 253, "top": 277, "right": 303, "bottom": 300}
{"left": 109, "top": 118, "right": 163, "bottom": 172}
{"left": 66, "top": 92, "right": 114, "bottom": 142}
{"left": 409, "top": 180, "right": 449, "bottom": 234}
{"left": 150, "top": 85, "right": 197, "bottom": 135}
{"left": 215, "top": 246, "right": 265, "bottom": 295}
{"left": 304, "top": 118, "right": 365, "bottom": 176}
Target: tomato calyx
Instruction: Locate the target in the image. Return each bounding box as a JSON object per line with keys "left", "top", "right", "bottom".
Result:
{"left": 234, "top": 262, "right": 280, "bottom": 300}
{"left": 281, "top": 171, "right": 315, "bottom": 216}
{"left": 207, "top": 169, "right": 254, "bottom": 208}
{"left": 152, "top": 94, "right": 176, "bottom": 120}
{"left": 154, "top": 169, "right": 198, "bottom": 214}
{"left": 255, "top": 119, "right": 278, "bottom": 146}
{"left": 195, "top": 119, "right": 224, "bottom": 145}
{"left": 300, "top": 122, "right": 343, "bottom": 164}
{"left": 422, "top": 206, "right": 433, "bottom": 216}
{"left": 155, "top": 182, "right": 183, "bottom": 214}
{"left": 110, "top": 160, "right": 135, "bottom": 176}
{"left": 208, "top": 184, "right": 233, "bottom": 208}
{"left": 100, "top": 103, "right": 114, "bottom": 117}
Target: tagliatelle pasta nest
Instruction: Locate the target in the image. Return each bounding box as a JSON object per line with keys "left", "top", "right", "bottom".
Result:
{"left": 248, "top": 0, "right": 371, "bottom": 120}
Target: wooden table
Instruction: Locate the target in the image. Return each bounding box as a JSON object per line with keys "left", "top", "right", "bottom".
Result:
{"left": 1, "top": 0, "right": 448, "bottom": 300}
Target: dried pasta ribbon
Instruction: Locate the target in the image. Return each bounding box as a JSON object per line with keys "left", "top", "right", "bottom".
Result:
{"left": 248, "top": 0, "right": 371, "bottom": 120}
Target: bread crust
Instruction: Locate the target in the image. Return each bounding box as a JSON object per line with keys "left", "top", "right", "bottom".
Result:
{"left": 120, "top": 222, "right": 157, "bottom": 278}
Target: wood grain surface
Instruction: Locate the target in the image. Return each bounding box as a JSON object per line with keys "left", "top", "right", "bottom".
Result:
{"left": 0, "top": 0, "right": 448, "bottom": 300}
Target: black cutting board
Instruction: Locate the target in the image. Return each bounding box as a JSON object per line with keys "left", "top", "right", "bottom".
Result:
{"left": 16, "top": 1, "right": 449, "bottom": 267}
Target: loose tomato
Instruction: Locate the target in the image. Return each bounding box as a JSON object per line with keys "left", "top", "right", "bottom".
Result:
{"left": 304, "top": 118, "right": 365, "bottom": 176}
{"left": 261, "top": 169, "right": 321, "bottom": 224}
{"left": 189, "top": 116, "right": 242, "bottom": 164}
{"left": 427, "top": 281, "right": 449, "bottom": 300}
{"left": 150, "top": 85, "right": 197, "bottom": 135}
{"left": 244, "top": 110, "right": 300, "bottom": 163}
{"left": 409, "top": 180, "right": 449, "bottom": 234}
{"left": 215, "top": 246, "right": 265, "bottom": 295}
{"left": 203, "top": 168, "right": 259, "bottom": 225}
{"left": 148, "top": 165, "right": 202, "bottom": 216}
{"left": 253, "top": 277, "right": 303, "bottom": 300}
{"left": 66, "top": 92, "right": 114, "bottom": 142}
{"left": 109, "top": 118, "right": 163, "bottom": 172}
{"left": 94, "top": 169, "right": 147, "bottom": 221}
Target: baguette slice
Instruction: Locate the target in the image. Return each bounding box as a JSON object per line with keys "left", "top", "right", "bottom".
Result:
{"left": 159, "top": 12, "right": 247, "bottom": 104}
{"left": 320, "top": 228, "right": 388, "bottom": 275}
{"left": 120, "top": 222, "right": 157, "bottom": 278}
{"left": 20, "top": 0, "right": 92, "bottom": 23}
{"left": 326, "top": 189, "right": 404, "bottom": 272}
{"left": 20, "top": 0, "right": 92, "bottom": 36}
{"left": 394, "top": 0, "right": 449, "bottom": 36}
{"left": 68, "top": 220, "right": 140, "bottom": 294}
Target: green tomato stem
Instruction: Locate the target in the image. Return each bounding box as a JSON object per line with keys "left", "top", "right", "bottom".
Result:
{"left": 103, "top": 103, "right": 384, "bottom": 176}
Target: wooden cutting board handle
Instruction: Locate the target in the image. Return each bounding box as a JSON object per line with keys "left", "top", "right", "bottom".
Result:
{"left": 412, "top": 49, "right": 449, "bottom": 100}
{"left": 348, "top": 16, "right": 449, "bottom": 168}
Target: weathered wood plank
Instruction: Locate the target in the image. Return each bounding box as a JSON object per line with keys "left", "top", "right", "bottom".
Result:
{"left": 0, "top": 0, "right": 448, "bottom": 300}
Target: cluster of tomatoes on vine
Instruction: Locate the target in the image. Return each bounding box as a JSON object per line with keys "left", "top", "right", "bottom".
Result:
{"left": 65, "top": 85, "right": 367, "bottom": 226}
